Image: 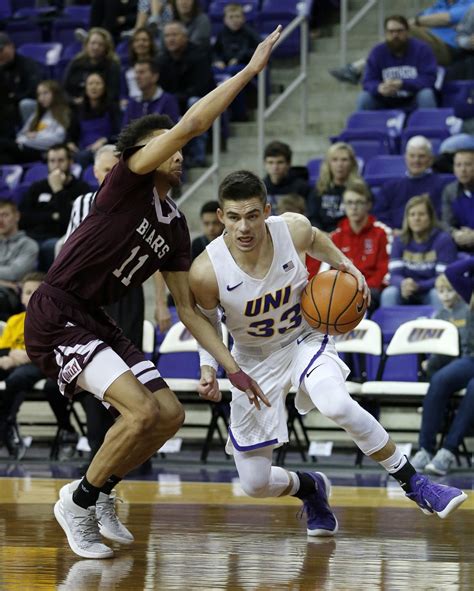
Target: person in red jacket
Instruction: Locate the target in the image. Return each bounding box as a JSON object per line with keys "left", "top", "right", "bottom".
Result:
{"left": 331, "top": 179, "right": 391, "bottom": 312}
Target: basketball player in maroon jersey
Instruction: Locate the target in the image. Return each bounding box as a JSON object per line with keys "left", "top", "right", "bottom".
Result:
{"left": 24, "top": 27, "right": 281, "bottom": 559}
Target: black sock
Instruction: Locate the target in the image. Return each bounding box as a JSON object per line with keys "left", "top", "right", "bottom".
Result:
{"left": 293, "top": 471, "right": 316, "bottom": 500}
{"left": 390, "top": 459, "right": 417, "bottom": 494}
{"left": 100, "top": 475, "right": 122, "bottom": 496}
{"left": 72, "top": 476, "right": 102, "bottom": 509}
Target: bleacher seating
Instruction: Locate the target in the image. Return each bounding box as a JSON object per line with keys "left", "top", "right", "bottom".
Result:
{"left": 400, "top": 108, "right": 459, "bottom": 151}
{"left": 334, "top": 110, "right": 406, "bottom": 154}
{"left": 17, "top": 42, "right": 62, "bottom": 77}
{"left": 363, "top": 155, "right": 406, "bottom": 188}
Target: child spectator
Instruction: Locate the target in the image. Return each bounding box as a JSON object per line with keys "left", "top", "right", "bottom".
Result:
{"left": 330, "top": 179, "right": 390, "bottom": 312}
{"left": 213, "top": 3, "right": 260, "bottom": 69}
{"left": 263, "top": 141, "right": 310, "bottom": 208}
{"left": 68, "top": 72, "right": 122, "bottom": 167}
{"left": 381, "top": 194, "right": 458, "bottom": 309}
{"left": 64, "top": 28, "right": 121, "bottom": 103}
{"left": 275, "top": 193, "right": 307, "bottom": 215}
{"left": 191, "top": 201, "right": 224, "bottom": 260}
{"left": 0, "top": 81, "right": 71, "bottom": 165}
{"left": 422, "top": 273, "right": 469, "bottom": 378}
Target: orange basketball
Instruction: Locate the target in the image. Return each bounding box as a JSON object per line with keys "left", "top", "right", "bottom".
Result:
{"left": 301, "top": 270, "right": 366, "bottom": 335}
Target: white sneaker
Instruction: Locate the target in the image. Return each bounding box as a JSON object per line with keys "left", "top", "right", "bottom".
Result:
{"left": 57, "top": 556, "right": 134, "bottom": 590}
{"left": 54, "top": 482, "right": 114, "bottom": 559}
{"left": 410, "top": 448, "right": 432, "bottom": 472}
{"left": 425, "top": 448, "right": 456, "bottom": 476}
{"left": 96, "top": 491, "right": 134, "bottom": 544}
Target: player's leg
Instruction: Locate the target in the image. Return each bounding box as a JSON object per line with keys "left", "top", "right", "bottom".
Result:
{"left": 301, "top": 354, "right": 467, "bottom": 518}
{"left": 234, "top": 446, "right": 338, "bottom": 536}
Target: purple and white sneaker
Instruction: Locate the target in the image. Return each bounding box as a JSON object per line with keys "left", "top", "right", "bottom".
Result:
{"left": 299, "top": 472, "right": 338, "bottom": 536}
{"left": 406, "top": 474, "right": 467, "bottom": 519}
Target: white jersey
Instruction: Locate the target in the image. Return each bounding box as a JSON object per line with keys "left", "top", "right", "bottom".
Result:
{"left": 206, "top": 216, "right": 308, "bottom": 356}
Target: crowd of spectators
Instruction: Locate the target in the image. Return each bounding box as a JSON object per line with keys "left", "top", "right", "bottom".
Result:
{"left": 0, "top": 1, "right": 473, "bottom": 467}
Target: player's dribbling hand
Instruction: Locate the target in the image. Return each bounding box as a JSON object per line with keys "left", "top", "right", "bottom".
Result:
{"left": 198, "top": 366, "right": 222, "bottom": 403}
{"left": 338, "top": 261, "right": 371, "bottom": 307}
{"left": 227, "top": 369, "right": 271, "bottom": 410}
{"left": 247, "top": 25, "right": 282, "bottom": 75}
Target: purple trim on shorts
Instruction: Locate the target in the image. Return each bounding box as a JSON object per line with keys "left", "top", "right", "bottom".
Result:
{"left": 299, "top": 334, "right": 328, "bottom": 385}
{"left": 228, "top": 428, "right": 278, "bottom": 451}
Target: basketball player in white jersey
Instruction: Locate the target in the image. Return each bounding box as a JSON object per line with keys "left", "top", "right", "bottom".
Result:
{"left": 189, "top": 171, "right": 467, "bottom": 535}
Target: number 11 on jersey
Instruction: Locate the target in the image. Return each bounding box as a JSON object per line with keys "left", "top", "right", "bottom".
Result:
{"left": 113, "top": 246, "right": 149, "bottom": 286}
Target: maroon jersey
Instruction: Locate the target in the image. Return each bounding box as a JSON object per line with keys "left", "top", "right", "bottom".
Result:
{"left": 45, "top": 148, "right": 191, "bottom": 306}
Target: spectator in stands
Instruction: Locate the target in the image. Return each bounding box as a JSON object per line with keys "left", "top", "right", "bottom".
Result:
{"left": 374, "top": 136, "right": 447, "bottom": 230}
{"left": 445, "top": 4, "right": 474, "bottom": 80}
{"left": 0, "top": 80, "right": 71, "bottom": 165}
{"left": 422, "top": 273, "right": 469, "bottom": 378}
{"left": 170, "top": 0, "right": 211, "bottom": 51}
{"left": 122, "top": 59, "right": 180, "bottom": 127}
{"left": 158, "top": 21, "right": 214, "bottom": 166}
{"left": 0, "top": 200, "right": 38, "bottom": 322}
{"left": 411, "top": 256, "right": 474, "bottom": 475}
{"left": 191, "top": 201, "right": 224, "bottom": 260}
{"left": 356, "top": 15, "right": 437, "bottom": 111}
{"left": 68, "top": 72, "right": 122, "bottom": 168}
{"left": 381, "top": 194, "right": 458, "bottom": 308}
{"left": 133, "top": 0, "right": 174, "bottom": 35}
{"left": 213, "top": 3, "right": 261, "bottom": 69}
{"left": 64, "top": 28, "right": 121, "bottom": 103}
{"left": 124, "top": 27, "right": 159, "bottom": 99}
{"left": 0, "top": 32, "right": 42, "bottom": 140}
{"left": 307, "top": 142, "right": 360, "bottom": 233}
{"left": 89, "top": 0, "right": 139, "bottom": 42}
{"left": 331, "top": 179, "right": 390, "bottom": 312}
{"left": 20, "top": 144, "right": 90, "bottom": 271}
{"left": 263, "top": 141, "right": 310, "bottom": 210}
{"left": 331, "top": 2, "right": 473, "bottom": 83}
{"left": 441, "top": 149, "right": 474, "bottom": 252}
{"left": 275, "top": 194, "right": 307, "bottom": 215}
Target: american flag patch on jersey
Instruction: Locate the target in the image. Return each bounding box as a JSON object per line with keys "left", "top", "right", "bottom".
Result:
{"left": 283, "top": 260, "right": 294, "bottom": 272}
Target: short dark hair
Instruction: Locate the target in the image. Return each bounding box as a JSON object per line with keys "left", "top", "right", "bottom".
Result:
{"left": 116, "top": 114, "right": 174, "bottom": 153}
{"left": 384, "top": 15, "right": 409, "bottom": 30}
{"left": 200, "top": 200, "right": 219, "bottom": 216}
{"left": 22, "top": 271, "right": 45, "bottom": 285}
{"left": 264, "top": 141, "right": 292, "bottom": 164}
{"left": 0, "top": 199, "right": 17, "bottom": 212}
{"left": 135, "top": 58, "right": 160, "bottom": 75}
{"left": 47, "top": 143, "right": 72, "bottom": 159}
{"left": 218, "top": 170, "right": 267, "bottom": 207}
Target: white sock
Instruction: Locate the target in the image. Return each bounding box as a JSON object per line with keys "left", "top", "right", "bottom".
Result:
{"left": 378, "top": 448, "right": 407, "bottom": 474}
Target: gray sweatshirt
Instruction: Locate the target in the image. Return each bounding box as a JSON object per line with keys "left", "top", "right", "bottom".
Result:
{"left": 0, "top": 231, "right": 39, "bottom": 281}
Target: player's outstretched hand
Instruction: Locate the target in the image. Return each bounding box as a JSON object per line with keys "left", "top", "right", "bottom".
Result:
{"left": 198, "top": 366, "right": 222, "bottom": 403}
{"left": 247, "top": 25, "right": 282, "bottom": 75}
{"left": 228, "top": 369, "right": 271, "bottom": 410}
{"left": 338, "top": 261, "right": 371, "bottom": 307}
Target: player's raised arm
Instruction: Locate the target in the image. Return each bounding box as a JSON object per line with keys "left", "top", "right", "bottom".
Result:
{"left": 128, "top": 25, "right": 282, "bottom": 175}
{"left": 283, "top": 212, "right": 370, "bottom": 301}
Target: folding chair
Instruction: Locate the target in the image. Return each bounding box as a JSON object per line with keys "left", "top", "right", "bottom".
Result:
{"left": 157, "top": 321, "right": 231, "bottom": 462}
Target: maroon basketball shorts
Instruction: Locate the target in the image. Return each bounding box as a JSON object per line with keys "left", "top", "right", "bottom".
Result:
{"left": 25, "top": 284, "right": 167, "bottom": 399}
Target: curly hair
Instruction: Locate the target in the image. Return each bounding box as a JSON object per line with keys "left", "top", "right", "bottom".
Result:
{"left": 115, "top": 114, "right": 174, "bottom": 154}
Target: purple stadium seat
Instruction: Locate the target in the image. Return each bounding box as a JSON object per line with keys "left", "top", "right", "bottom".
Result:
{"left": 0, "top": 0, "right": 12, "bottom": 19}
{"left": 306, "top": 157, "right": 322, "bottom": 185}
{"left": 81, "top": 165, "right": 99, "bottom": 190}
{"left": 440, "top": 80, "right": 474, "bottom": 109}
{"left": 0, "top": 166, "right": 23, "bottom": 190}
{"left": 368, "top": 304, "right": 435, "bottom": 382}
{"left": 400, "top": 108, "right": 458, "bottom": 150}
{"left": 363, "top": 155, "right": 406, "bottom": 187}
{"left": 348, "top": 139, "right": 390, "bottom": 174}
{"left": 335, "top": 110, "right": 405, "bottom": 154}
{"left": 51, "top": 18, "right": 84, "bottom": 45}
{"left": 260, "top": 0, "right": 303, "bottom": 57}
{"left": 5, "top": 21, "right": 42, "bottom": 46}
{"left": 63, "top": 4, "right": 91, "bottom": 25}
{"left": 17, "top": 43, "right": 62, "bottom": 77}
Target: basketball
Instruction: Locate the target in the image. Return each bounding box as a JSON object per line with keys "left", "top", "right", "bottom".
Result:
{"left": 301, "top": 270, "right": 367, "bottom": 335}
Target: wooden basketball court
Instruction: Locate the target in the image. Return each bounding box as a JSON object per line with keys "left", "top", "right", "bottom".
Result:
{"left": 1, "top": 478, "right": 473, "bottom": 590}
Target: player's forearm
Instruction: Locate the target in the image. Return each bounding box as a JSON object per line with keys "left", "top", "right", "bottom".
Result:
{"left": 177, "top": 306, "right": 239, "bottom": 373}
{"left": 182, "top": 65, "right": 257, "bottom": 136}
{"left": 309, "top": 228, "right": 352, "bottom": 269}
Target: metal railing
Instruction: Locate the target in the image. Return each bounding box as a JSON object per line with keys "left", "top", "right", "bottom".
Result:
{"left": 176, "top": 116, "right": 220, "bottom": 208}
{"left": 340, "top": 0, "right": 385, "bottom": 66}
{"left": 257, "top": 12, "right": 309, "bottom": 178}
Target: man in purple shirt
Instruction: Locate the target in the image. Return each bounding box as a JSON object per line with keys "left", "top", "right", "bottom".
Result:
{"left": 357, "top": 15, "right": 438, "bottom": 111}
{"left": 24, "top": 27, "right": 282, "bottom": 560}
{"left": 122, "top": 59, "right": 181, "bottom": 127}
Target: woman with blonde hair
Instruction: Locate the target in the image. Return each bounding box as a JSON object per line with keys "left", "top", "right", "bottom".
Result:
{"left": 0, "top": 80, "right": 71, "bottom": 164}
{"left": 381, "top": 194, "right": 458, "bottom": 308}
{"left": 307, "top": 141, "right": 362, "bottom": 233}
{"left": 64, "top": 28, "right": 121, "bottom": 103}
